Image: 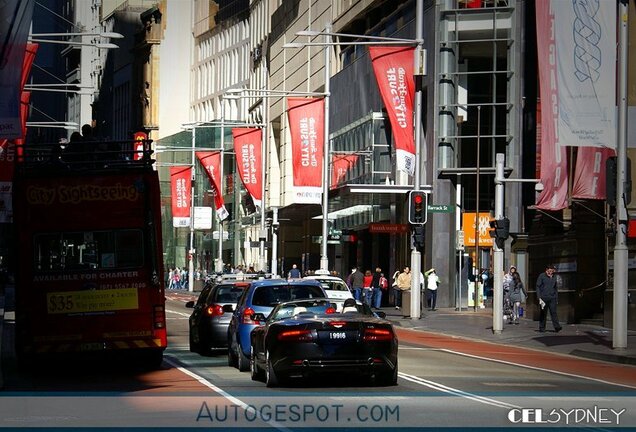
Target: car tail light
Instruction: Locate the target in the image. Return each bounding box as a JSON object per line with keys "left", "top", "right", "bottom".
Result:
{"left": 329, "top": 321, "right": 348, "bottom": 328}
{"left": 325, "top": 307, "right": 336, "bottom": 314}
{"left": 206, "top": 304, "right": 224, "bottom": 317}
{"left": 277, "top": 329, "right": 315, "bottom": 342}
{"left": 153, "top": 305, "right": 166, "bottom": 329}
{"left": 242, "top": 307, "right": 258, "bottom": 324}
{"left": 363, "top": 328, "right": 393, "bottom": 342}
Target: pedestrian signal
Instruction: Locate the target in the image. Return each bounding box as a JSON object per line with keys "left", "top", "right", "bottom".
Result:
{"left": 489, "top": 218, "right": 510, "bottom": 249}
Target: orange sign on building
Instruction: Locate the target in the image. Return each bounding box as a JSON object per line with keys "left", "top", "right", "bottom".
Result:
{"left": 462, "top": 212, "right": 493, "bottom": 247}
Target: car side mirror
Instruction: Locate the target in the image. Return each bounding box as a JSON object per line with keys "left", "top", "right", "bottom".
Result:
{"left": 185, "top": 301, "right": 195, "bottom": 308}
{"left": 222, "top": 304, "right": 234, "bottom": 313}
{"left": 375, "top": 311, "right": 387, "bottom": 319}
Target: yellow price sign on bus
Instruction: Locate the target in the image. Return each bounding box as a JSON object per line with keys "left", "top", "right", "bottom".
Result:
{"left": 47, "top": 288, "right": 139, "bottom": 314}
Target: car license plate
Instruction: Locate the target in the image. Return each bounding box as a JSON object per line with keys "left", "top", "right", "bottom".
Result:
{"left": 79, "top": 342, "right": 103, "bottom": 351}
{"left": 318, "top": 330, "right": 355, "bottom": 343}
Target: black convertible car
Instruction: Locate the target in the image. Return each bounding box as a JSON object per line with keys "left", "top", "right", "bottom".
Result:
{"left": 249, "top": 299, "right": 398, "bottom": 387}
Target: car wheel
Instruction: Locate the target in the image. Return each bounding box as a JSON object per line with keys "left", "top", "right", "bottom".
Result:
{"left": 237, "top": 344, "right": 250, "bottom": 372}
{"left": 375, "top": 364, "right": 398, "bottom": 387}
{"left": 227, "top": 338, "right": 237, "bottom": 367}
{"left": 265, "top": 350, "right": 279, "bottom": 388}
{"left": 250, "top": 346, "right": 263, "bottom": 381}
{"left": 189, "top": 333, "right": 199, "bottom": 353}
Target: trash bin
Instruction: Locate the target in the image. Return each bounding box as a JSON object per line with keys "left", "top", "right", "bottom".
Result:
{"left": 402, "top": 290, "right": 411, "bottom": 317}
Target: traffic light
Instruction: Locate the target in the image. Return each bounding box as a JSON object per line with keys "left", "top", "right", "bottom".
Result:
{"left": 489, "top": 217, "right": 510, "bottom": 249}
{"left": 413, "top": 225, "right": 425, "bottom": 250}
{"left": 408, "top": 190, "right": 427, "bottom": 224}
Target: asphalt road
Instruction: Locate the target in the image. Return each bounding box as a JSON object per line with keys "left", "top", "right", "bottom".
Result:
{"left": 1, "top": 293, "right": 634, "bottom": 429}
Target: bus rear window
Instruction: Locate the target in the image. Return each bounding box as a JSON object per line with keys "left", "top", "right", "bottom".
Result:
{"left": 34, "top": 230, "right": 144, "bottom": 272}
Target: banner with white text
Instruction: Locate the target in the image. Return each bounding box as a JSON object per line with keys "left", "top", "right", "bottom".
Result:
{"left": 170, "top": 166, "right": 192, "bottom": 228}
{"left": 572, "top": 147, "right": 614, "bottom": 200}
{"left": 232, "top": 128, "right": 263, "bottom": 209}
{"left": 331, "top": 154, "right": 358, "bottom": 190}
{"left": 369, "top": 46, "right": 416, "bottom": 176}
{"left": 196, "top": 151, "right": 229, "bottom": 221}
{"left": 287, "top": 97, "right": 324, "bottom": 204}
{"left": 550, "top": 0, "right": 616, "bottom": 148}
{"left": 535, "top": 2, "right": 568, "bottom": 211}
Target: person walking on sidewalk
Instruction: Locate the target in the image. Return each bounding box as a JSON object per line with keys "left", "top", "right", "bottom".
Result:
{"left": 424, "top": 268, "right": 440, "bottom": 311}
{"left": 395, "top": 266, "right": 411, "bottom": 310}
{"left": 362, "top": 270, "right": 374, "bottom": 305}
{"left": 287, "top": 264, "right": 301, "bottom": 279}
{"left": 349, "top": 267, "right": 364, "bottom": 301}
{"left": 536, "top": 264, "right": 562, "bottom": 333}
{"left": 508, "top": 272, "right": 527, "bottom": 324}
{"left": 371, "top": 267, "right": 383, "bottom": 309}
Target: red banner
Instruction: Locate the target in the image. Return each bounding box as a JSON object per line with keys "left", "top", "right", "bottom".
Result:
{"left": 287, "top": 97, "right": 324, "bottom": 204}
{"left": 170, "top": 166, "right": 191, "bottom": 227}
{"left": 232, "top": 128, "right": 262, "bottom": 209}
{"left": 369, "top": 46, "right": 416, "bottom": 175}
{"left": 572, "top": 147, "right": 614, "bottom": 200}
{"left": 2, "top": 43, "right": 38, "bottom": 151}
{"left": 331, "top": 154, "right": 358, "bottom": 189}
{"left": 0, "top": 0, "right": 35, "bottom": 139}
{"left": 535, "top": 3, "right": 568, "bottom": 211}
{"left": 196, "top": 151, "right": 229, "bottom": 220}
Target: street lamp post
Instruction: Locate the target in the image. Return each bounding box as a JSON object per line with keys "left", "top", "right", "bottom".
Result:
{"left": 493, "top": 153, "right": 542, "bottom": 334}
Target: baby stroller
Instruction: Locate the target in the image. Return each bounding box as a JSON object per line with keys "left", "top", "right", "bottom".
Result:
{"left": 503, "top": 289, "right": 514, "bottom": 323}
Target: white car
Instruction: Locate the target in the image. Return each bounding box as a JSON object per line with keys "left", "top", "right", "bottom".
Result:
{"left": 303, "top": 272, "right": 353, "bottom": 311}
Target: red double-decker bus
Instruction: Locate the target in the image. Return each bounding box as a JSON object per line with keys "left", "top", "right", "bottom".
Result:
{"left": 12, "top": 138, "right": 167, "bottom": 367}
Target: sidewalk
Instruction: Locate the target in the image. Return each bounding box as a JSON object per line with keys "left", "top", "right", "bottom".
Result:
{"left": 382, "top": 306, "right": 636, "bottom": 366}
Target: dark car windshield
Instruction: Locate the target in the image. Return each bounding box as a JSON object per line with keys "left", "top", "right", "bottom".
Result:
{"left": 213, "top": 284, "right": 247, "bottom": 304}
{"left": 251, "top": 284, "right": 325, "bottom": 306}
{"left": 270, "top": 300, "right": 334, "bottom": 321}
{"left": 315, "top": 279, "right": 349, "bottom": 291}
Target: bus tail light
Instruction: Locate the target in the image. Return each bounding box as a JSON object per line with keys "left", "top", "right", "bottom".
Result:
{"left": 154, "top": 305, "right": 166, "bottom": 329}
{"left": 363, "top": 328, "right": 392, "bottom": 342}
{"left": 206, "top": 304, "right": 224, "bottom": 317}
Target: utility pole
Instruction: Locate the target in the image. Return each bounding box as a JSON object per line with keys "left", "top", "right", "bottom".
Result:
{"left": 493, "top": 153, "right": 505, "bottom": 334}
{"left": 410, "top": 0, "right": 425, "bottom": 320}
{"left": 613, "top": 0, "right": 628, "bottom": 349}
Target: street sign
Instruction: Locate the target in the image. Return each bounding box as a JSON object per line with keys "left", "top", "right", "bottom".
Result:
{"left": 427, "top": 204, "right": 454, "bottom": 213}
{"left": 193, "top": 206, "right": 212, "bottom": 229}
{"left": 456, "top": 230, "right": 465, "bottom": 250}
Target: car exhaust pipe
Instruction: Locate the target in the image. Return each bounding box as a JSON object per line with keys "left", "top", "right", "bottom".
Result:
{"left": 302, "top": 359, "right": 310, "bottom": 367}
{"left": 367, "top": 357, "right": 374, "bottom": 365}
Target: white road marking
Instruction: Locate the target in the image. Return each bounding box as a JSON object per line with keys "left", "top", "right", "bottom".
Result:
{"left": 438, "top": 348, "right": 636, "bottom": 390}
{"left": 482, "top": 382, "right": 555, "bottom": 387}
{"left": 163, "top": 357, "right": 291, "bottom": 432}
{"left": 166, "top": 309, "right": 191, "bottom": 318}
{"left": 398, "top": 372, "right": 521, "bottom": 410}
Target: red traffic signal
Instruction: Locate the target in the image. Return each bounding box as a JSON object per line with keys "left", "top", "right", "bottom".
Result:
{"left": 408, "top": 190, "right": 427, "bottom": 224}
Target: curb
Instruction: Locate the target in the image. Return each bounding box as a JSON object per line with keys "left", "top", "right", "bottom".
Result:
{"left": 570, "top": 349, "right": 636, "bottom": 366}
{"left": 386, "top": 313, "right": 636, "bottom": 366}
